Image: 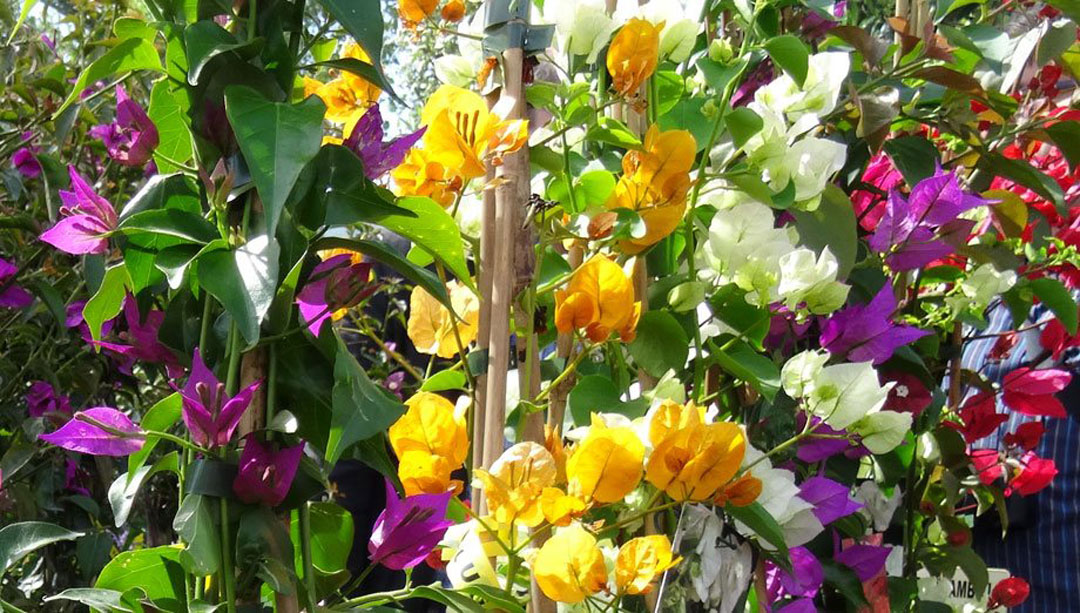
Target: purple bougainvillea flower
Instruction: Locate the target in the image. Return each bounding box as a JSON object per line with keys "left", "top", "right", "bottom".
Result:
{"left": 776, "top": 599, "right": 817, "bottom": 613}
{"left": 39, "top": 407, "right": 144, "bottom": 456}
{"left": 40, "top": 167, "right": 118, "bottom": 255}
{"left": 65, "top": 458, "right": 91, "bottom": 496}
{"left": 0, "top": 258, "right": 33, "bottom": 309}
{"left": 26, "top": 381, "right": 72, "bottom": 418}
{"left": 65, "top": 300, "right": 114, "bottom": 345}
{"left": 766, "top": 547, "right": 823, "bottom": 601}
{"left": 344, "top": 104, "right": 426, "bottom": 180}
{"left": 96, "top": 296, "right": 181, "bottom": 376}
{"left": 834, "top": 544, "right": 891, "bottom": 582}
{"left": 88, "top": 86, "right": 159, "bottom": 166}
{"left": 732, "top": 61, "right": 774, "bottom": 107}
{"left": 295, "top": 254, "right": 376, "bottom": 336}
{"left": 41, "top": 34, "right": 56, "bottom": 52}
{"left": 383, "top": 371, "right": 406, "bottom": 399}
{"left": 368, "top": 478, "right": 453, "bottom": 570}
{"left": 820, "top": 285, "right": 930, "bottom": 364}
{"left": 12, "top": 147, "right": 41, "bottom": 178}
{"left": 232, "top": 437, "right": 304, "bottom": 507}
{"left": 180, "top": 348, "right": 261, "bottom": 448}
{"left": 798, "top": 476, "right": 864, "bottom": 525}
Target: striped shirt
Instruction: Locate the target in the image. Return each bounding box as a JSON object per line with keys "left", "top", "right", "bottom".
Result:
{"left": 966, "top": 303, "right": 1080, "bottom": 612}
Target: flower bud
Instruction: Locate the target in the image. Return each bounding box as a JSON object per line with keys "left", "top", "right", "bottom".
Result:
{"left": 708, "top": 38, "right": 734, "bottom": 63}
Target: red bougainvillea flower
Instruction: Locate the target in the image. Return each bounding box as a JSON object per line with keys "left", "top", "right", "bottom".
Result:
{"left": 881, "top": 372, "right": 932, "bottom": 416}
{"left": 990, "top": 330, "right": 1019, "bottom": 361}
{"left": 1008, "top": 451, "right": 1057, "bottom": 497}
{"left": 232, "top": 436, "right": 304, "bottom": 507}
{"left": 39, "top": 167, "right": 118, "bottom": 255}
{"left": 988, "top": 577, "right": 1031, "bottom": 609}
{"left": 180, "top": 348, "right": 261, "bottom": 448}
{"left": 88, "top": 85, "right": 159, "bottom": 166}
{"left": 368, "top": 478, "right": 453, "bottom": 570}
{"left": 851, "top": 152, "right": 904, "bottom": 232}
{"left": 39, "top": 407, "right": 144, "bottom": 456}
{"left": 970, "top": 448, "right": 1004, "bottom": 486}
{"left": 1004, "top": 421, "right": 1045, "bottom": 451}
{"left": 945, "top": 392, "right": 1008, "bottom": 444}
{"left": 1040, "top": 317, "right": 1080, "bottom": 361}
{"left": 0, "top": 258, "right": 33, "bottom": 309}
{"left": 1002, "top": 367, "right": 1071, "bottom": 418}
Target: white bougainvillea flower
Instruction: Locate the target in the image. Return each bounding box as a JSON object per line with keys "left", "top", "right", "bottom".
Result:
{"left": 777, "top": 247, "right": 850, "bottom": 315}
{"left": 760, "top": 136, "right": 847, "bottom": 205}
{"left": 781, "top": 349, "right": 830, "bottom": 399}
{"left": 807, "top": 361, "right": 893, "bottom": 430}
{"left": 542, "top": 0, "right": 618, "bottom": 65}
{"left": 851, "top": 410, "right": 913, "bottom": 454}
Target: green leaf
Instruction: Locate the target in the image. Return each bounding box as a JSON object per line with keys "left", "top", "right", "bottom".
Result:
{"left": 6, "top": 0, "right": 37, "bottom": 44}
{"left": 576, "top": 171, "right": 617, "bottom": 208}
{"left": 764, "top": 35, "right": 810, "bottom": 86}
{"left": 726, "top": 107, "right": 764, "bottom": 149}
{"left": 119, "top": 209, "right": 219, "bottom": 244}
{"left": 109, "top": 452, "right": 180, "bottom": 527}
{"left": 148, "top": 80, "right": 194, "bottom": 174}
{"left": 119, "top": 173, "right": 201, "bottom": 219}
{"left": 884, "top": 136, "right": 941, "bottom": 185}
{"left": 327, "top": 338, "right": 406, "bottom": 465}
{"left": 306, "top": 502, "right": 354, "bottom": 574}
{"left": 224, "top": 85, "right": 326, "bottom": 237}
{"left": 302, "top": 58, "right": 398, "bottom": 101}
{"left": 0, "top": 522, "right": 83, "bottom": 577}
{"left": 54, "top": 38, "right": 163, "bottom": 117}
{"left": 568, "top": 375, "right": 649, "bottom": 427}
{"left": 654, "top": 70, "right": 685, "bottom": 117}
{"left": 791, "top": 184, "right": 858, "bottom": 277}
{"left": 421, "top": 370, "right": 468, "bottom": 392}
{"left": 585, "top": 117, "right": 641, "bottom": 148}
{"left": 198, "top": 235, "right": 279, "bottom": 345}
{"left": 709, "top": 285, "right": 772, "bottom": 350}
{"left": 173, "top": 494, "right": 220, "bottom": 576}
{"left": 95, "top": 546, "right": 187, "bottom": 612}
{"left": 312, "top": 236, "right": 450, "bottom": 308}
{"left": 822, "top": 561, "right": 870, "bottom": 607}
{"left": 184, "top": 21, "right": 264, "bottom": 85}
{"left": 85, "top": 264, "right": 131, "bottom": 342}
{"left": 696, "top": 57, "right": 748, "bottom": 94}
{"left": 628, "top": 311, "right": 689, "bottom": 378}
{"left": 45, "top": 588, "right": 133, "bottom": 612}
{"left": 658, "top": 98, "right": 711, "bottom": 152}
{"left": 726, "top": 502, "right": 788, "bottom": 557}
{"left": 981, "top": 152, "right": 1066, "bottom": 215}
{"left": 1029, "top": 276, "right": 1078, "bottom": 335}
{"left": 1044, "top": 121, "right": 1080, "bottom": 170}
{"left": 712, "top": 339, "right": 780, "bottom": 400}
{"left": 128, "top": 393, "right": 183, "bottom": 477}
{"left": 373, "top": 196, "right": 474, "bottom": 292}
{"left": 314, "top": 0, "right": 394, "bottom": 98}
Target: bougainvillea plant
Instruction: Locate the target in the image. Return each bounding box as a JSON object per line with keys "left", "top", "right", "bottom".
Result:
{"left": 2, "top": 0, "right": 1079, "bottom": 612}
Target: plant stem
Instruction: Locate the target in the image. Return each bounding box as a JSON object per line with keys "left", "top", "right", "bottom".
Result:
{"left": 266, "top": 342, "right": 278, "bottom": 426}
{"left": 220, "top": 498, "right": 237, "bottom": 613}
{"left": 0, "top": 599, "right": 28, "bottom": 613}
{"left": 300, "top": 502, "right": 318, "bottom": 611}
{"left": 535, "top": 342, "right": 593, "bottom": 402}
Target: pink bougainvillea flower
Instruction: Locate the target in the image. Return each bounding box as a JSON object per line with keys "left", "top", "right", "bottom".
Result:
{"left": 96, "top": 296, "right": 181, "bottom": 376}
{"left": 368, "top": 478, "right": 453, "bottom": 570}
{"left": 944, "top": 392, "right": 1008, "bottom": 444}
{"left": 25, "top": 381, "right": 72, "bottom": 418}
{"left": 40, "top": 167, "right": 118, "bottom": 255}
{"left": 39, "top": 407, "right": 144, "bottom": 456}
{"left": 1002, "top": 367, "right": 1071, "bottom": 418}
{"left": 970, "top": 448, "right": 1004, "bottom": 486}
{"left": 65, "top": 299, "right": 114, "bottom": 345}
{"left": 765, "top": 547, "right": 822, "bottom": 607}
{"left": 881, "top": 371, "right": 932, "bottom": 416}
{"left": 834, "top": 543, "right": 890, "bottom": 582}
{"left": 798, "top": 476, "right": 863, "bottom": 525}
{"left": 851, "top": 153, "right": 904, "bottom": 232}
{"left": 820, "top": 285, "right": 929, "bottom": 364}
{"left": 343, "top": 104, "right": 426, "bottom": 180}
{"left": 0, "top": 258, "right": 33, "bottom": 309}
{"left": 232, "top": 436, "right": 304, "bottom": 506}
{"left": 180, "top": 348, "right": 261, "bottom": 448}
{"left": 12, "top": 147, "right": 41, "bottom": 178}
{"left": 988, "top": 577, "right": 1031, "bottom": 609}
{"left": 88, "top": 86, "right": 159, "bottom": 166}
{"left": 1040, "top": 316, "right": 1080, "bottom": 361}
{"left": 1009, "top": 452, "right": 1057, "bottom": 496}
{"left": 1004, "top": 421, "right": 1046, "bottom": 451}
{"left": 64, "top": 458, "right": 91, "bottom": 496}
{"left": 295, "top": 254, "right": 376, "bottom": 336}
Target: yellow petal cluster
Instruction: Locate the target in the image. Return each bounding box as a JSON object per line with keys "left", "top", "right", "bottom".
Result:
{"left": 606, "top": 125, "right": 696, "bottom": 254}
{"left": 533, "top": 523, "right": 609, "bottom": 603}
{"left": 311, "top": 42, "right": 381, "bottom": 127}
{"left": 540, "top": 487, "right": 587, "bottom": 527}
{"left": 606, "top": 18, "right": 662, "bottom": 97}
{"left": 713, "top": 472, "right": 763, "bottom": 508}
{"left": 554, "top": 254, "right": 641, "bottom": 343}
{"left": 473, "top": 442, "right": 557, "bottom": 527}
{"left": 393, "top": 85, "right": 528, "bottom": 208}
{"left": 614, "top": 535, "right": 681, "bottom": 595}
{"left": 388, "top": 392, "right": 468, "bottom": 495}
{"left": 398, "top": 0, "right": 438, "bottom": 28}
{"left": 407, "top": 280, "right": 479, "bottom": 359}
{"left": 566, "top": 415, "right": 644, "bottom": 504}
{"left": 645, "top": 401, "right": 747, "bottom": 502}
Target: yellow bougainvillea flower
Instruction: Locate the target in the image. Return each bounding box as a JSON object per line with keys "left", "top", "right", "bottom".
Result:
{"left": 533, "top": 523, "right": 609, "bottom": 603}
{"left": 606, "top": 125, "right": 696, "bottom": 254}
{"left": 392, "top": 147, "right": 463, "bottom": 208}
{"left": 407, "top": 280, "right": 479, "bottom": 358}
{"left": 420, "top": 84, "right": 529, "bottom": 181}
{"left": 606, "top": 18, "right": 662, "bottom": 97}
{"left": 647, "top": 399, "right": 705, "bottom": 447}
{"left": 554, "top": 254, "right": 641, "bottom": 343}
{"left": 474, "top": 442, "right": 557, "bottom": 527}
{"left": 315, "top": 42, "right": 381, "bottom": 126}
{"left": 441, "top": 0, "right": 465, "bottom": 22}
{"left": 614, "top": 535, "right": 681, "bottom": 595}
{"left": 645, "top": 407, "right": 746, "bottom": 502}
{"left": 713, "top": 472, "right": 763, "bottom": 507}
{"left": 302, "top": 77, "right": 324, "bottom": 99}
{"left": 545, "top": 425, "right": 567, "bottom": 484}
{"left": 399, "top": 0, "right": 438, "bottom": 28}
{"left": 566, "top": 415, "right": 645, "bottom": 504}
{"left": 388, "top": 392, "right": 468, "bottom": 495}
{"left": 540, "top": 487, "right": 587, "bottom": 527}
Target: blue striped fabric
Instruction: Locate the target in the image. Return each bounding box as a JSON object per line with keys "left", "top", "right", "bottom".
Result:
{"left": 964, "top": 302, "right": 1080, "bottom": 612}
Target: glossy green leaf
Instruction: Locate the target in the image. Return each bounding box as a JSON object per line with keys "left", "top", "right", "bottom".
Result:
{"left": 420, "top": 370, "right": 468, "bottom": 392}
{"left": 224, "top": 85, "right": 326, "bottom": 237}
{"left": 982, "top": 152, "right": 1065, "bottom": 214}
{"left": 373, "top": 196, "right": 474, "bottom": 292}
{"left": 327, "top": 338, "right": 406, "bottom": 465}
{"left": 712, "top": 338, "right": 780, "bottom": 400}
{"left": 629, "top": 311, "right": 689, "bottom": 378}
{"left": 585, "top": 117, "right": 641, "bottom": 148}
{"left": 568, "top": 375, "right": 648, "bottom": 427}
{"left": 1029, "top": 276, "right": 1078, "bottom": 335}
{"left": 303, "top": 58, "right": 397, "bottom": 101}
{"left": 764, "top": 35, "right": 810, "bottom": 86}
{"left": 84, "top": 264, "right": 131, "bottom": 342}
{"left": 95, "top": 546, "right": 186, "bottom": 612}
{"left": 306, "top": 502, "right": 354, "bottom": 574}
{"left": 119, "top": 173, "right": 201, "bottom": 220}
{"left": 313, "top": 236, "right": 450, "bottom": 308}
{"left": 54, "top": 38, "right": 163, "bottom": 116}
{"left": 726, "top": 502, "right": 788, "bottom": 557}
{"left": 884, "top": 135, "right": 941, "bottom": 185}
{"left": 726, "top": 107, "right": 764, "bottom": 149}
{"left": 109, "top": 452, "right": 180, "bottom": 527}
{"left": 0, "top": 522, "right": 83, "bottom": 577}
{"left": 314, "top": 0, "right": 394, "bottom": 97}
{"left": 128, "top": 393, "right": 183, "bottom": 477}
{"left": 148, "top": 80, "right": 194, "bottom": 174}
{"left": 198, "top": 235, "right": 279, "bottom": 345}
{"left": 792, "top": 184, "right": 858, "bottom": 278}
{"left": 173, "top": 494, "right": 220, "bottom": 576}
{"left": 119, "top": 209, "right": 219, "bottom": 244}
{"left": 184, "top": 21, "right": 264, "bottom": 85}
{"left": 1044, "top": 121, "right": 1080, "bottom": 170}
{"left": 45, "top": 588, "right": 132, "bottom": 612}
